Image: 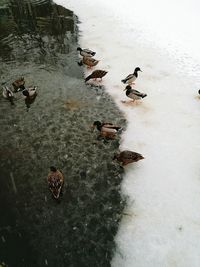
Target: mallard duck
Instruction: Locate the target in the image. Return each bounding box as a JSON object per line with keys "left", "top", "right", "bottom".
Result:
{"left": 124, "top": 85, "right": 147, "bottom": 102}
{"left": 78, "top": 56, "right": 99, "bottom": 68}
{"left": 22, "top": 86, "right": 37, "bottom": 99}
{"left": 2, "top": 86, "right": 14, "bottom": 105}
{"left": 121, "top": 67, "right": 142, "bottom": 85}
{"left": 47, "top": 166, "right": 64, "bottom": 199}
{"left": 12, "top": 77, "right": 25, "bottom": 92}
{"left": 113, "top": 150, "right": 144, "bottom": 165}
{"left": 77, "top": 47, "right": 96, "bottom": 57}
{"left": 85, "top": 70, "right": 108, "bottom": 82}
{"left": 93, "top": 121, "right": 122, "bottom": 139}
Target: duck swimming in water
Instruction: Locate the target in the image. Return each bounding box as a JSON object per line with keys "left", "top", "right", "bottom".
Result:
{"left": 12, "top": 77, "right": 25, "bottom": 92}
{"left": 47, "top": 166, "right": 64, "bottom": 199}
{"left": 85, "top": 70, "right": 108, "bottom": 82}
{"left": 78, "top": 56, "right": 99, "bottom": 68}
{"left": 124, "top": 85, "right": 147, "bottom": 102}
{"left": 22, "top": 87, "right": 37, "bottom": 111}
{"left": 113, "top": 150, "right": 144, "bottom": 166}
{"left": 92, "top": 121, "right": 122, "bottom": 139}
{"left": 22, "top": 86, "right": 37, "bottom": 99}
{"left": 77, "top": 47, "right": 96, "bottom": 57}
{"left": 121, "top": 67, "right": 142, "bottom": 85}
{"left": 2, "top": 86, "right": 14, "bottom": 105}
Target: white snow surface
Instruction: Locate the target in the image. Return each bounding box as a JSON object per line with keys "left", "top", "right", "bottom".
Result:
{"left": 55, "top": 0, "right": 200, "bottom": 266}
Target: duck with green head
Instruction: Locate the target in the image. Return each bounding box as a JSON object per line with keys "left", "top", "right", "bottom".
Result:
{"left": 92, "top": 121, "right": 122, "bottom": 139}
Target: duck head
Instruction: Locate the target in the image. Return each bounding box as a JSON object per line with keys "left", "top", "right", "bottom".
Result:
{"left": 22, "top": 89, "right": 29, "bottom": 97}
{"left": 136, "top": 154, "right": 145, "bottom": 161}
{"left": 134, "top": 67, "right": 142, "bottom": 73}
{"left": 124, "top": 85, "right": 132, "bottom": 91}
{"left": 198, "top": 89, "right": 200, "bottom": 95}
{"left": 77, "top": 47, "right": 82, "bottom": 52}
{"left": 92, "top": 121, "right": 102, "bottom": 130}
{"left": 50, "top": 166, "right": 57, "bottom": 172}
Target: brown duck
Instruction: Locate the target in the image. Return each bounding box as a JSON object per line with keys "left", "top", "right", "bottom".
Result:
{"left": 12, "top": 77, "right": 25, "bottom": 92}
{"left": 113, "top": 150, "right": 144, "bottom": 165}
{"left": 92, "top": 121, "right": 122, "bottom": 139}
{"left": 47, "top": 166, "right": 64, "bottom": 199}
{"left": 78, "top": 56, "right": 99, "bottom": 68}
{"left": 85, "top": 70, "right": 108, "bottom": 82}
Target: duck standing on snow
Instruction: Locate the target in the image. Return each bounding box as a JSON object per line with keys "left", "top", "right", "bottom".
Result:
{"left": 85, "top": 70, "right": 108, "bottom": 82}
{"left": 12, "top": 77, "right": 25, "bottom": 92}
{"left": 2, "top": 86, "right": 14, "bottom": 105}
{"left": 78, "top": 56, "right": 99, "bottom": 68}
{"left": 124, "top": 85, "right": 147, "bottom": 102}
{"left": 113, "top": 150, "right": 144, "bottom": 166}
{"left": 47, "top": 166, "right": 64, "bottom": 199}
{"left": 121, "top": 67, "right": 142, "bottom": 85}
{"left": 92, "top": 121, "right": 122, "bottom": 139}
{"left": 77, "top": 47, "right": 96, "bottom": 57}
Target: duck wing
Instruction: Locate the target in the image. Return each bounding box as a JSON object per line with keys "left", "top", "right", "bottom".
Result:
{"left": 83, "top": 48, "right": 96, "bottom": 56}
{"left": 120, "top": 150, "right": 143, "bottom": 160}
{"left": 91, "top": 70, "right": 108, "bottom": 78}
{"left": 121, "top": 73, "right": 134, "bottom": 83}
{"left": 132, "top": 89, "right": 143, "bottom": 97}
{"left": 84, "top": 57, "right": 99, "bottom": 65}
{"left": 102, "top": 123, "right": 121, "bottom": 131}
{"left": 132, "top": 89, "right": 147, "bottom": 98}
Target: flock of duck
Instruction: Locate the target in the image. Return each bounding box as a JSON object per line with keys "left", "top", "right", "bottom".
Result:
{"left": 2, "top": 77, "right": 37, "bottom": 110}
{"left": 49, "top": 47, "right": 200, "bottom": 199}
{"left": 47, "top": 46, "right": 147, "bottom": 199}
{"left": 2, "top": 47, "right": 146, "bottom": 200}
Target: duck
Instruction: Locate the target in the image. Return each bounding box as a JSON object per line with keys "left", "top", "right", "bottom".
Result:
{"left": 92, "top": 121, "right": 122, "bottom": 139}
{"left": 124, "top": 85, "right": 147, "bottom": 102}
{"left": 113, "top": 150, "right": 144, "bottom": 165}
{"left": 78, "top": 56, "right": 99, "bottom": 68}
{"left": 85, "top": 70, "right": 108, "bottom": 82}
{"left": 2, "top": 86, "right": 14, "bottom": 105}
{"left": 47, "top": 166, "right": 64, "bottom": 199}
{"left": 121, "top": 67, "right": 142, "bottom": 85}
{"left": 22, "top": 86, "right": 37, "bottom": 99}
{"left": 12, "top": 77, "right": 25, "bottom": 92}
{"left": 77, "top": 47, "right": 96, "bottom": 57}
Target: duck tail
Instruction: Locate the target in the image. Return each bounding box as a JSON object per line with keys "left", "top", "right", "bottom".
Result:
{"left": 85, "top": 75, "right": 92, "bottom": 82}
{"left": 121, "top": 79, "right": 126, "bottom": 84}
{"left": 78, "top": 60, "right": 83, "bottom": 66}
{"left": 142, "top": 94, "right": 147, "bottom": 98}
{"left": 91, "top": 52, "right": 96, "bottom": 56}
{"left": 115, "top": 126, "right": 122, "bottom": 131}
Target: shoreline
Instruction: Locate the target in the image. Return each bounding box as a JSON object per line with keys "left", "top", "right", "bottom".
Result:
{"left": 56, "top": 1, "right": 200, "bottom": 267}
{"left": 0, "top": 0, "right": 126, "bottom": 266}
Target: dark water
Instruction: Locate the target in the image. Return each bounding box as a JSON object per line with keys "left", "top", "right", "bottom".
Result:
{"left": 0, "top": 1, "right": 126, "bottom": 266}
